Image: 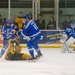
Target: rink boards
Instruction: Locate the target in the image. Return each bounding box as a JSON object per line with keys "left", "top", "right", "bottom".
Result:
{"left": 17, "top": 44, "right": 75, "bottom": 48}
{"left": 0, "top": 30, "right": 75, "bottom": 48}
{"left": 0, "top": 44, "right": 75, "bottom": 48}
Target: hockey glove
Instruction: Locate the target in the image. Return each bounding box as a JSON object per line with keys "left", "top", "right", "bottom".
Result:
{"left": 23, "top": 36, "right": 30, "bottom": 41}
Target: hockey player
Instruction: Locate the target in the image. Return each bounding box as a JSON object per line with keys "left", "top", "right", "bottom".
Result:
{"left": 0, "top": 19, "right": 15, "bottom": 57}
{"left": 16, "top": 14, "right": 43, "bottom": 60}
{"left": 60, "top": 21, "right": 75, "bottom": 53}
{"left": 5, "top": 36, "right": 31, "bottom": 60}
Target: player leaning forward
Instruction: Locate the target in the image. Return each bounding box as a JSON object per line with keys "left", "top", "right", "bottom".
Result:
{"left": 17, "top": 14, "right": 43, "bottom": 60}
{"left": 60, "top": 21, "right": 75, "bottom": 53}
{"left": 0, "top": 19, "right": 15, "bottom": 57}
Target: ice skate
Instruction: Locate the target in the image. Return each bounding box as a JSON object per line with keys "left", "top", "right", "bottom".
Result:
{"left": 35, "top": 52, "right": 43, "bottom": 59}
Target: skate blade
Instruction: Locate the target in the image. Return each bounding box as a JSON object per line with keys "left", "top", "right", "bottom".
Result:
{"left": 28, "top": 59, "right": 37, "bottom": 62}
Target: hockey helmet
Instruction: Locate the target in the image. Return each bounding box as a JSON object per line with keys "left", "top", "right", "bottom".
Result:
{"left": 15, "top": 36, "right": 21, "bottom": 45}
{"left": 71, "top": 21, "right": 75, "bottom": 28}
{"left": 22, "top": 14, "right": 30, "bottom": 19}
{"left": 5, "top": 19, "right": 12, "bottom": 24}
{"left": 71, "top": 21, "right": 75, "bottom": 26}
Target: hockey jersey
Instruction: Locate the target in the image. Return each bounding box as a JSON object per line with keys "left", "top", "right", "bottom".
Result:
{"left": 5, "top": 39, "right": 31, "bottom": 60}
{"left": 63, "top": 25, "right": 75, "bottom": 38}
{"left": 2, "top": 24, "right": 15, "bottom": 40}
{"left": 18, "top": 20, "right": 42, "bottom": 38}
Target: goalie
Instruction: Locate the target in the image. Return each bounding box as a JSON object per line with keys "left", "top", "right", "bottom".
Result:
{"left": 5, "top": 36, "right": 31, "bottom": 60}
{"left": 60, "top": 21, "right": 75, "bottom": 53}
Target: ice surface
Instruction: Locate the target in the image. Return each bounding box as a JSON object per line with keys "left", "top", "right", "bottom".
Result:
{"left": 0, "top": 48, "right": 75, "bottom": 75}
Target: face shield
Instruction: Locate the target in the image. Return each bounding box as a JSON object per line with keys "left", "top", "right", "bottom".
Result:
{"left": 22, "top": 14, "right": 30, "bottom": 23}
{"left": 5, "top": 19, "right": 12, "bottom": 28}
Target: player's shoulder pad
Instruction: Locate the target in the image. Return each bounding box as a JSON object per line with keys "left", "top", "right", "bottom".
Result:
{"left": 30, "top": 20, "right": 34, "bottom": 25}
{"left": 2, "top": 25, "right": 7, "bottom": 31}
{"left": 8, "top": 39, "right": 15, "bottom": 44}
{"left": 65, "top": 26, "right": 72, "bottom": 31}
{"left": 11, "top": 24, "right": 14, "bottom": 27}
{"left": 25, "top": 20, "right": 33, "bottom": 29}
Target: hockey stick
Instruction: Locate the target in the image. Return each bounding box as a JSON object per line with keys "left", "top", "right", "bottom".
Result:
{"left": 58, "top": 27, "right": 62, "bottom": 35}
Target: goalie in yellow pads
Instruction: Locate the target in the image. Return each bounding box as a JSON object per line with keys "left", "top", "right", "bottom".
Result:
{"left": 5, "top": 36, "right": 31, "bottom": 60}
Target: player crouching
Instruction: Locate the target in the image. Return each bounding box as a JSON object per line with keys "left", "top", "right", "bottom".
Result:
{"left": 5, "top": 36, "right": 31, "bottom": 60}
{"left": 60, "top": 21, "right": 75, "bottom": 53}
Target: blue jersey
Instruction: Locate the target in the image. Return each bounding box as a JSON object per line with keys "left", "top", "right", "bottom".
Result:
{"left": 2, "top": 24, "right": 15, "bottom": 40}
{"left": 63, "top": 25, "right": 75, "bottom": 38}
{"left": 19, "top": 20, "right": 42, "bottom": 38}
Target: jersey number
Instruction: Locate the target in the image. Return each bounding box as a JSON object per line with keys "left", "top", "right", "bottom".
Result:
{"left": 33, "top": 23, "right": 38, "bottom": 30}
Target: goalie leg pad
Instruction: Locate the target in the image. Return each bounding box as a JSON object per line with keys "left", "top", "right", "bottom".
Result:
{"left": 60, "top": 34, "right": 68, "bottom": 43}
{"left": 66, "top": 37, "right": 75, "bottom": 46}
{"left": 61, "top": 37, "right": 75, "bottom": 53}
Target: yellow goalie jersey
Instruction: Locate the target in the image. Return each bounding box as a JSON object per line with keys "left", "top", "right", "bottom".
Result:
{"left": 5, "top": 39, "right": 31, "bottom": 60}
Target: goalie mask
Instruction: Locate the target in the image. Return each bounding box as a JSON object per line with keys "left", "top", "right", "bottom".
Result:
{"left": 71, "top": 21, "right": 75, "bottom": 28}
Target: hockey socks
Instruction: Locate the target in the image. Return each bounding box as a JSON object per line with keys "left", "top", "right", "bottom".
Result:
{"left": 29, "top": 49, "right": 34, "bottom": 57}
{"left": 0, "top": 48, "right": 6, "bottom": 57}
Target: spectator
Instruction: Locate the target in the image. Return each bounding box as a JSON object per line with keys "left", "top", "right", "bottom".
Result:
{"left": 2, "top": 18, "right": 6, "bottom": 26}
{"left": 62, "top": 14, "right": 72, "bottom": 29}
{"left": 10, "top": 18, "right": 19, "bottom": 31}
{"left": 15, "top": 12, "right": 23, "bottom": 29}
{"left": 0, "top": 15, "right": 3, "bottom": 29}
{"left": 29, "top": 13, "right": 33, "bottom": 20}
{"left": 46, "top": 16, "right": 56, "bottom": 29}
{"left": 35, "top": 14, "right": 45, "bottom": 29}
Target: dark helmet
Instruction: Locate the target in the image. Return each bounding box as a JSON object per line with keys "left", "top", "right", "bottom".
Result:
{"left": 15, "top": 36, "right": 21, "bottom": 45}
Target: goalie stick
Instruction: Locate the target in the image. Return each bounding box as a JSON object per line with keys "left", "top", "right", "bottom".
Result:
{"left": 64, "top": 42, "right": 70, "bottom": 53}
{"left": 58, "top": 27, "right": 71, "bottom": 53}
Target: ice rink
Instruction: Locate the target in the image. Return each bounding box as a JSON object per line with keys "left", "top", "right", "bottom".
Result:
{"left": 0, "top": 48, "right": 75, "bottom": 75}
